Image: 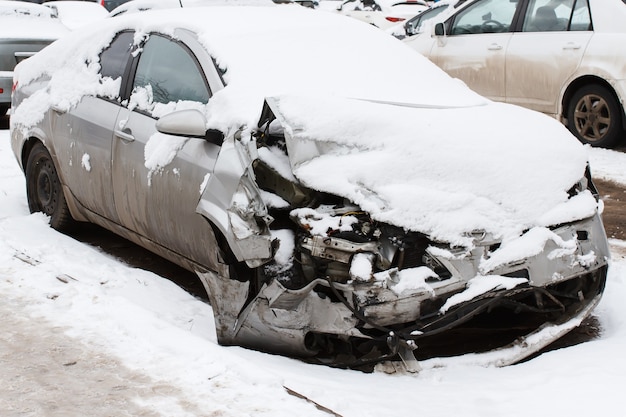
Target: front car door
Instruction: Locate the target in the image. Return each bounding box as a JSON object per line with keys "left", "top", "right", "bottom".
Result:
{"left": 430, "top": 0, "right": 520, "bottom": 101}
{"left": 48, "top": 32, "right": 134, "bottom": 223}
{"left": 111, "top": 31, "right": 223, "bottom": 268}
{"left": 505, "top": 0, "right": 593, "bottom": 115}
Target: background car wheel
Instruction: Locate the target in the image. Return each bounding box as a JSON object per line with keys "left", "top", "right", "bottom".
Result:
{"left": 567, "top": 84, "right": 623, "bottom": 148}
{"left": 25, "top": 142, "right": 75, "bottom": 231}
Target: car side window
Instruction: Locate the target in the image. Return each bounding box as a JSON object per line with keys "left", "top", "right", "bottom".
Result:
{"left": 99, "top": 31, "right": 134, "bottom": 81}
{"left": 449, "top": 0, "right": 518, "bottom": 35}
{"left": 406, "top": 5, "right": 447, "bottom": 35}
{"left": 131, "top": 35, "right": 210, "bottom": 109}
{"left": 522, "top": 0, "right": 591, "bottom": 32}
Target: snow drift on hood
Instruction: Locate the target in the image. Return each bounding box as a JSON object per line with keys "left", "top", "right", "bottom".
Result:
{"left": 268, "top": 95, "right": 596, "bottom": 246}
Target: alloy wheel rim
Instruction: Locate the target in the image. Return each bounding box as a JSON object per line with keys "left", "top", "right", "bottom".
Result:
{"left": 573, "top": 94, "right": 611, "bottom": 143}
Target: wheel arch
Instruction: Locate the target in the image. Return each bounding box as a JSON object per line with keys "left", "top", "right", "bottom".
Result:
{"left": 561, "top": 75, "right": 626, "bottom": 131}
{"left": 22, "top": 137, "right": 88, "bottom": 224}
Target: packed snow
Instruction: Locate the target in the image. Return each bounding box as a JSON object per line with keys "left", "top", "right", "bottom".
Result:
{"left": 1, "top": 128, "right": 626, "bottom": 416}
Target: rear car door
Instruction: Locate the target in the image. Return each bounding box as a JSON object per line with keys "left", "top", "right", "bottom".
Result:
{"left": 111, "top": 32, "right": 222, "bottom": 268}
{"left": 48, "top": 31, "right": 134, "bottom": 223}
{"left": 505, "top": 0, "right": 592, "bottom": 114}
{"left": 430, "top": 0, "right": 520, "bottom": 101}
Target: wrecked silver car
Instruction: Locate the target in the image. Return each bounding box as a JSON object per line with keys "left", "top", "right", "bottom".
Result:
{"left": 10, "top": 6, "right": 609, "bottom": 371}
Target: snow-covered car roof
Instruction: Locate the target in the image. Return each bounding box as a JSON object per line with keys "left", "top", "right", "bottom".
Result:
{"left": 43, "top": 1, "right": 108, "bottom": 30}
{"left": 0, "top": 0, "right": 69, "bottom": 39}
{"left": 12, "top": 5, "right": 596, "bottom": 246}
{"left": 108, "top": 0, "right": 275, "bottom": 16}
{"left": 0, "top": 0, "right": 55, "bottom": 17}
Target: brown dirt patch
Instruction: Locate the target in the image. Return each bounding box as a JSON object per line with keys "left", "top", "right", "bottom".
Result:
{"left": 594, "top": 178, "right": 626, "bottom": 241}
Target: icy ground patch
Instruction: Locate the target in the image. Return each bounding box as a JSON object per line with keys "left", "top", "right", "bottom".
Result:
{"left": 1, "top": 130, "right": 625, "bottom": 416}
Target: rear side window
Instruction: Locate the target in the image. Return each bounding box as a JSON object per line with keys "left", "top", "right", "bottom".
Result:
{"left": 99, "top": 31, "right": 134, "bottom": 82}
{"left": 522, "top": 0, "right": 591, "bottom": 32}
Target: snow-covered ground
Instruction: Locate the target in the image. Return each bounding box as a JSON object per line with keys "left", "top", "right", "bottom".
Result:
{"left": 1, "top": 128, "right": 625, "bottom": 416}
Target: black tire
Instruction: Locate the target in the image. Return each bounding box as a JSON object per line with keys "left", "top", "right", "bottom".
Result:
{"left": 567, "top": 84, "right": 624, "bottom": 148}
{"left": 25, "top": 142, "right": 75, "bottom": 231}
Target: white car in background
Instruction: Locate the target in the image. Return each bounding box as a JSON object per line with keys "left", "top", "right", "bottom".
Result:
{"left": 108, "top": 0, "right": 275, "bottom": 16}
{"left": 337, "top": 0, "right": 429, "bottom": 29}
{"left": 404, "top": 0, "right": 626, "bottom": 148}
{"left": 43, "top": 1, "right": 108, "bottom": 30}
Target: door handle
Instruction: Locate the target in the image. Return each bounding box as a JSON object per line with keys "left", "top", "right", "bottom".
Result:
{"left": 487, "top": 43, "right": 503, "bottom": 51}
{"left": 51, "top": 105, "right": 66, "bottom": 115}
{"left": 563, "top": 42, "right": 581, "bottom": 50}
{"left": 114, "top": 129, "right": 135, "bottom": 143}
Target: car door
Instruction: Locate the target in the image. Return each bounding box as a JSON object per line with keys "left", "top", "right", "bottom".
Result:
{"left": 111, "top": 32, "right": 222, "bottom": 268}
{"left": 430, "top": 0, "right": 520, "bottom": 101}
{"left": 505, "top": 0, "right": 592, "bottom": 115}
{"left": 49, "top": 31, "right": 134, "bottom": 223}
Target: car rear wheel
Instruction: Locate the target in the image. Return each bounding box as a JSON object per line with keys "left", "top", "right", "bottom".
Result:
{"left": 567, "top": 84, "right": 623, "bottom": 148}
{"left": 25, "top": 142, "right": 75, "bottom": 231}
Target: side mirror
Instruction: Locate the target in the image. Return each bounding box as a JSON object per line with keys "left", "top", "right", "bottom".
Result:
{"left": 434, "top": 22, "right": 445, "bottom": 36}
{"left": 404, "top": 22, "right": 415, "bottom": 36}
{"left": 156, "top": 109, "right": 224, "bottom": 146}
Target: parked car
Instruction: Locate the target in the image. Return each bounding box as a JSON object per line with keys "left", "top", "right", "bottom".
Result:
{"left": 10, "top": 5, "right": 609, "bottom": 371}
{"left": 107, "top": 0, "right": 274, "bottom": 16}
{"left": 43, "top": 1, "right": 108, "bottom": 29}
{"left": 404, "top": 0, "right": 626, "bottom": 148}
{"left": 0, "top": 0, "right": 68, "bottom": 116}
{"left": 100, "top": 0, "right": 131, "bottom": 11}
{"left": 337, "top": 0, "right": 429, "bottom": 28}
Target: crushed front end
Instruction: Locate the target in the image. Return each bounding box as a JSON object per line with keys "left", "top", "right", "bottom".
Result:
{"left": 198, "top": 102, "right": 610, "bottom": 372}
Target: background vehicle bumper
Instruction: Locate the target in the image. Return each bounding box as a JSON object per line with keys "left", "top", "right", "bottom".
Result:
{"left": 0, "top": 71, "right": 12, "bottom": 109}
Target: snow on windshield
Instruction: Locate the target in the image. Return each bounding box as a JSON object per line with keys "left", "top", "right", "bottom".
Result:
{"left": 11, "top": 5, "right": 596, "bottom": 246}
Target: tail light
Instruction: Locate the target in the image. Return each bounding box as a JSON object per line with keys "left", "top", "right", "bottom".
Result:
{"left": 386, "top": 17, "right": 406, "bottom": 22}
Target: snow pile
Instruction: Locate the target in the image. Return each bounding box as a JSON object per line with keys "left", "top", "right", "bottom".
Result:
{"left": 2, "top": 130, "right": 626, "bottom": 415}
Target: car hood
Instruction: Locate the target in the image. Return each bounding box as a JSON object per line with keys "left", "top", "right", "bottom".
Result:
{"left": 265, "top": 95, "right": 597, "bottom": 247}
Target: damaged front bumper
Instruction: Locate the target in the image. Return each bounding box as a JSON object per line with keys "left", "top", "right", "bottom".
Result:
{"left": 198, "top": 210, "right": 609, "bottom": 372}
